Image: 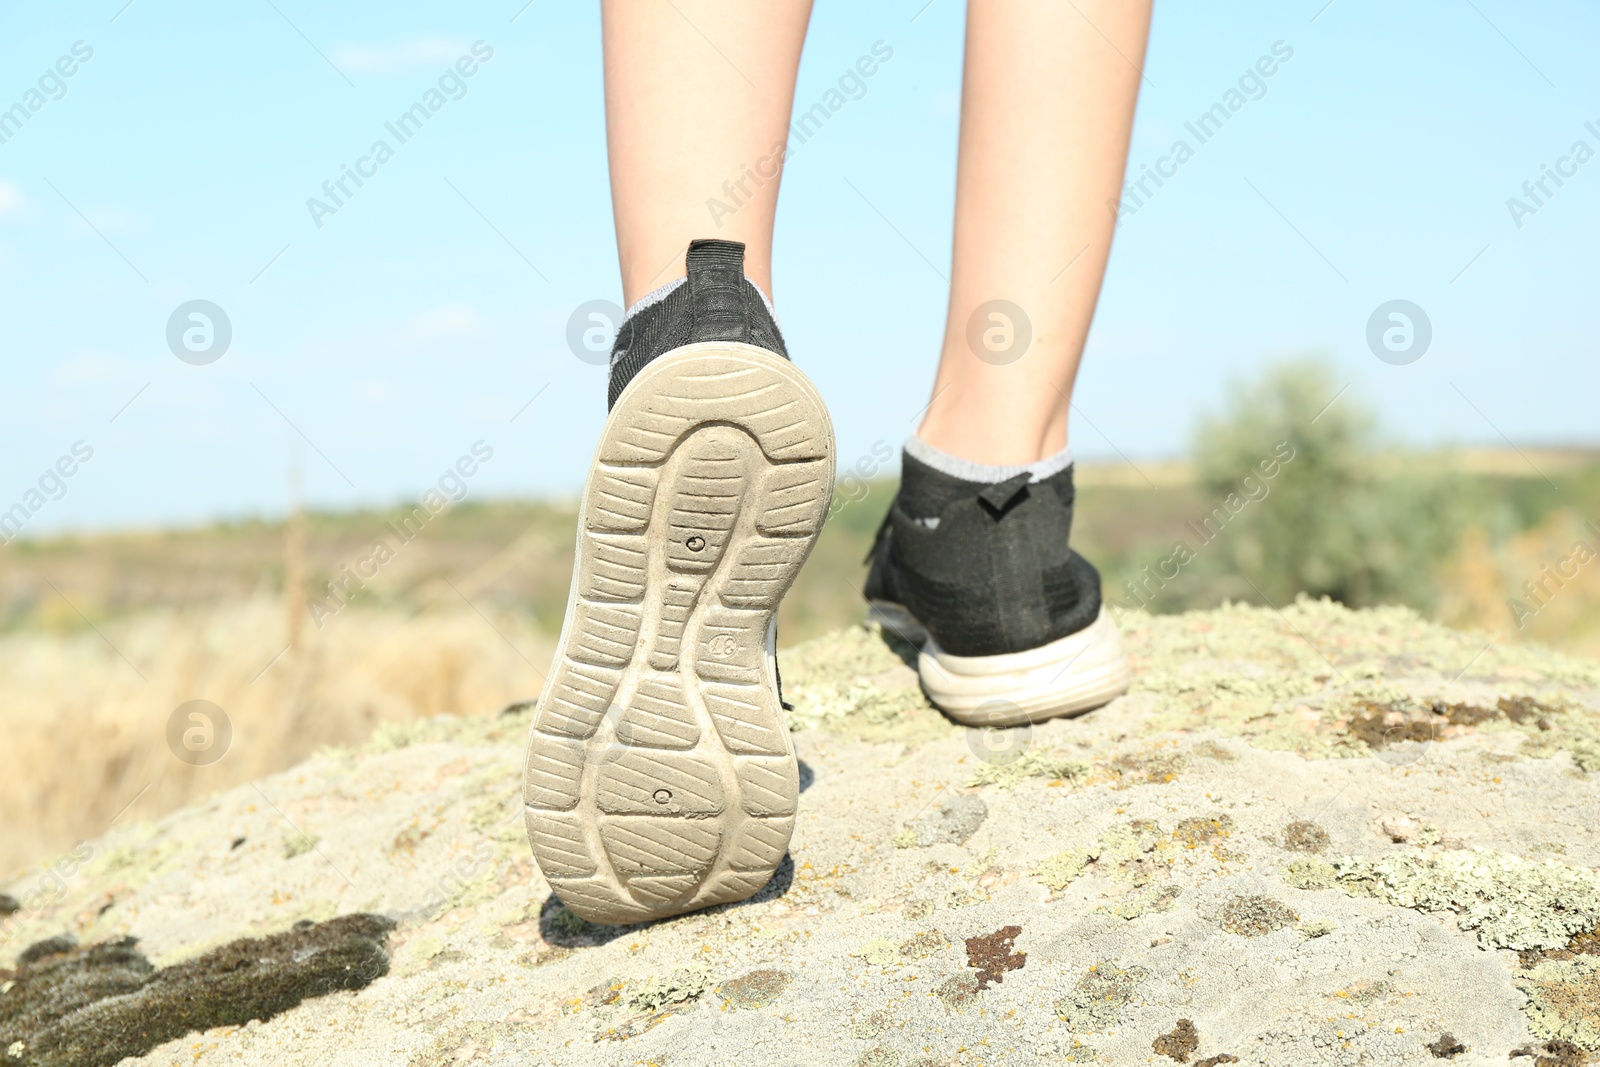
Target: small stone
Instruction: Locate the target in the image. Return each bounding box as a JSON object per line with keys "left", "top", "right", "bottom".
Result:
{"left": 1381, "top": 814, "right": 1421, "bottom": 843}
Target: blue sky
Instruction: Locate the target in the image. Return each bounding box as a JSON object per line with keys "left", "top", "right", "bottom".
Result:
{"left": 1, "top": 0, "right": 1596, "bottom": 536}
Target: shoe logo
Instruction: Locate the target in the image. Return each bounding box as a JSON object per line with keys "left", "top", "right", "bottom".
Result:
{"left": 966, "top": 300, "right": 1032, "bottom": 366}
{"left": 707, "top": 634, "right": 739, "bottom": 659}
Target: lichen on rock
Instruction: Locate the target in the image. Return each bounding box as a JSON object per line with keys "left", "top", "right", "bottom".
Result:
{"left": 1054, "top": 961, "right": 1149, "bottom": 1031}
{"left": 1517, "top": 956, "right": 1600, "bottom": 1052}
{"left": 967, "top": 750, "right": 1091, "bottom": 790}
{"left": 1218, "top": 895, "right": 1298, "bottom": 937}
{"left": 777, "top": 624, "right": 954, "bottom": 745}
{"left": 716, "top": 968, "right": 791, "bottom": 1010}
{"left": 1329, "top": 848, "right": 1600, "bottom": 951}
{"left": 1035, "top": 848, "right": 1100, "bottom": 892}
{"left": 626, "top": 967, "right": 712, "bottom": 1012}
{"left": 1282, "top": 856, "right": 1338, "bottom": 891}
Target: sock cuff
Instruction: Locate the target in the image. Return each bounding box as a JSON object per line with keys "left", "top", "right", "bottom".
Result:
{"left": 904, "top": 435, "right": 1074, "bottom": 484}
{"left": 621, "top": 275, "right": 779, "bottom": 324}
{"left": 622, "top": 276, "right": 686, "bottom": 321}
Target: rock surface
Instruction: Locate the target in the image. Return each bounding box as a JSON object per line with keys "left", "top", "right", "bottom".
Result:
{"left": 3, "top": 599, "right": 1600, "bottom": 1066}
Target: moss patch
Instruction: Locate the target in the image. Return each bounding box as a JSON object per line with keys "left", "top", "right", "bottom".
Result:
{"left": 0, "top": 914, "right": 392, "bottom": 1067}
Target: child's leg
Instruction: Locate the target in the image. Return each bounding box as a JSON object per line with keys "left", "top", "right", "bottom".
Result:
{"left": 917, "top": 0, "right": 1153, "bottom": 465}
{"left": 602, "top": 0, "right": 814, "bottom": 306}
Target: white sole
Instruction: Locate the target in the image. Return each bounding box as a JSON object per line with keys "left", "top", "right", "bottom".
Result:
{"left": 870, "top": 602, "right": 1130, "bottom": 727}
{"left": 524, "top": 343, "right": 834, "bottom": 925}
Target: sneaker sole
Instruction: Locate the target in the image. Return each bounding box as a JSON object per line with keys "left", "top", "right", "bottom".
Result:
{"left": 870, "top": 602, "right": 1130, "bottom": 726}
{"left": 525, "top": 342, "right": 834, "bottom": 925}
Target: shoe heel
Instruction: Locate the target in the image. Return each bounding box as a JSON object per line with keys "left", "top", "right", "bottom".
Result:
{"left": 917, "top": 607, "right": 1131, "bottom": 726}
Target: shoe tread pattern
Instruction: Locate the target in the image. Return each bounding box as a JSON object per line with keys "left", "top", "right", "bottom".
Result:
{"left": 524, "top": 346, "right": 832, "bottom": 924}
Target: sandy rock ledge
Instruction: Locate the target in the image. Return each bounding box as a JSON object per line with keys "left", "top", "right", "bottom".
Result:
{"left": 3, "top": 600, "right": 1599, "bottom": 1066}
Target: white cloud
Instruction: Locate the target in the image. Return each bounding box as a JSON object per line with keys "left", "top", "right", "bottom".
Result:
{"left": 0, "top": 180, "right": 25, "bottom": 217}
{"left": 331, "top": 37, "right": 470, "bottom": 76}
{"left": 65, "top": 205, "right": 141, "bottom": 236}
{"left": 411, "top": 304, "right": 479, "bottom": 337}
{"left": 49, "top": 351, "right": 131, "bottom": 384}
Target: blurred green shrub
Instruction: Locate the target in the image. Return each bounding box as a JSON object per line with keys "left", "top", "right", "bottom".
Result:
{"left": 1119, "top": 357, "right": 1470, "bottom": 613}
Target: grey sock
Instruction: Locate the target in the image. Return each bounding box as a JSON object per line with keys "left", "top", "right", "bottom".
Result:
{"left": 903, "top": 434, "right": 1074, "bottom": 485}
{"left": 621, "top": 275, "right": 779, "bottom": 324}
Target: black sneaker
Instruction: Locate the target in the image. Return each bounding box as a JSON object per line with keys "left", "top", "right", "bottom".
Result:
{"left": 525, "top": 240, "right": 834, "bottom": 924}
{"left": 863, "top": 448, "right": 1130, "bottom": 725}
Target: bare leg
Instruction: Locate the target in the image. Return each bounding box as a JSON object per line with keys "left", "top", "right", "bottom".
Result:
{"left": 917, "top": 0, "right": 1153, "bottom": 465}
{"left": 603, "top": 0, "right": 814, "bottom": 306}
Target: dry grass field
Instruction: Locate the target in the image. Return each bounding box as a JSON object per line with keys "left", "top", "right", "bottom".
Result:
{"left": 0, "top": 600, "right": 552, "bottom": 878}
{"left": 2, "top": 449, "right": 1597, "bottom": 882}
